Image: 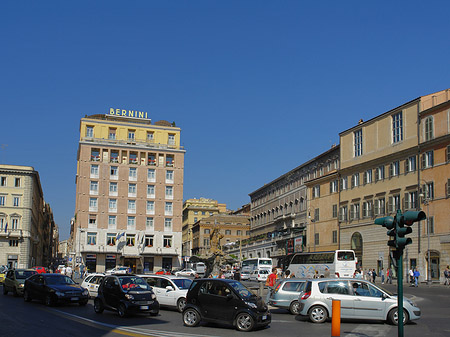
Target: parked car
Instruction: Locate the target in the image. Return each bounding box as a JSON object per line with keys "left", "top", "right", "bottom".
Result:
{"left": 240, "top": 271, "right": 251, "bottom": 281}
{"left": 105, "top": 266, "right": 129, "bottom": 275}
{"left": 94, "top": 274, "right": 159, "bottom": 317}
{"left": 174, "top": 269, "right": 196, "bottom": 277}
{"left": 81, "top": 273, "right": 105, "bottom": 298}
{"left": 267, "top": 278, "right": 307, "bottom": 314}
{"left": 23, "top": 273, "right": 89, "bottom": 306}
{"left": 140, "top": 274, "right": 192, "bottom": 312}
{"left": 299, "top": 278, "right": 421, "bottom": 325}
{"left": 155, "top": 269, "right": 172, "bottom": 275}
{"left": 249, "top": 269, "right": 269, "bottom": 282}
{"left": 3, "top": 269, "right": 37, "bottom": 296}
{"left": 0, "top": 266, "right": 8, "bottom": 284}
{"left": 183, "top": 278, "right": 271, "bottom": 332}
{"left": 32, "top": 266, "right": 49, "bottom": 274}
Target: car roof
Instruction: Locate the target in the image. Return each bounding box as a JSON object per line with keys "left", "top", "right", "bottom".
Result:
{"left": 138, "top": 274, "right": 190, "bottom": 280}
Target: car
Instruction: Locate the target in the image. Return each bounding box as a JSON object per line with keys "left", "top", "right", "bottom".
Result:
{"left": 23, "top": 273, "right": 89, "bottom": 306}
{"left": 267, "top": 278, "right": 307, "bottom": 314}
{"left": 155, "top": 268, "right": 172, "bottom": 275}
{"left": 249, "top": 269, "right": 269, "bottom": 282}
{"left": 3, "top": 269, "right": 37, "bottom": 296}
{"left": 298, "top": 278, "right": 421, "bottom": 325}
{"left": 174, "top": 269, "right": 196, "bottom": 277}
{"left": 94, "top": 274, "right": 159, "bottom": 318}
{"left": 139, "top": 274, "right": 192, "bottom": 312}
{"left": 105, "top": 266, "right": 129, "bottom": 275}
{"left": 0, "top": 266, "right": 8, "bottom": 284}
{"left": 183, "top": 278, "right": 271, "bottom": 332}
{"left": 32, "top": 266, "right": 49, "bottom": 274}
{"left": 81, "top": 273, "right": 105, "bottom": 298}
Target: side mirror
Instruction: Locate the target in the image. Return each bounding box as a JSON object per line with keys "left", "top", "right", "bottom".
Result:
{"left": 166, "top": 286, "right": 174, "bottom": 291}
{"left": 226, "top": 293, "right": 233, "bottom": 301}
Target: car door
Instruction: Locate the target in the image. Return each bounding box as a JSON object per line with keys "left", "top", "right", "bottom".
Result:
{"left": 104, "top": 277, "right": 120, "bottom": 309}
{"left": 351, "top": 281, "right": 386, "bottom": 319}
{"left": 197, "top": 281, "right": 236, "bottom": 322}
{"left": 155, "top": 278, "right": 172, "bottom": 306}
{"left": 5, "top": 270, "right": 14, "bottom": 291}
{"left": 89, "top": 275, "right": 103, "bottom": 297}
{"left": 321, "top": 280, "right": 354, "bottom": 318}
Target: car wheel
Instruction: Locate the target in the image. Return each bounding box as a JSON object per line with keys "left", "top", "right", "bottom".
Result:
{"left": 117, "top": 303, "right": 127, "bottom": 318}
{"left": 2, "top": 285, "right": 7, "bottom": 296}
{"left": 177, "top": 298, "right": 187, "bottom": 312}
{"left": 289, "top": 300, "right": 301, "bottom": 315}
{"left": 94, "top": 298, "right": 104, "bottom": 313}
{"left": 45, "top": 294, "right": 54, "bottom": 307}
{"left": 309, "top": 305, "right": 328, "bottom": 323}
{"left": 388, "top": 307, "right": 409, "bottom": 325}
{"left": 236, "top": 312, "right": 255, "bottom": 332}
{"left": 183, "top": 308, "right": 201, "bottom": 327}
{"left": 23, "top": 290, "right": 32, "bottom": 302}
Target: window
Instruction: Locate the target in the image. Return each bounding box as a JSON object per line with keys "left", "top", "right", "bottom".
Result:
{"left": 88, "top": 215, "right": 97, "bottom": 228}
{"left": 332, "top": 204, "right": 338, "bottom": 218}
{"left": 14, "top": 178, "right": 20, "bottom": 188}
{"left": 128, "top": 200, "right": 136, "bottom": 213}
{"left": 109, "top": 199, "right": 117, "bottom": 212}
{"left": 11, "top": 218, "right": 19, "bottom": 230}
{"left": 388, "top": 195, "right": 400, "bottom": 214}
{"left": 168, "top": 134, "right": 175, "bottom": 145}
{"left": 13, "top": 196, "right": 20, "bottom": 207}
{"left": 87, "top": 232, "right": 97, "bottom": 245}
{"left": 312, "top": 185, "right": 320, "bottom": 198}
{"left": 424, "top": 116, "right": 434, "bottom": 141}
{"left": 129, "top": 167, "right": 137, "bottom": 180}
{"left": 107, "top": 233, "right": 116, "bottom": 246}
{"left": 332, "top": 230, "right": 338, "bottom": 244}
{"left": 447, "top": 145, "right": 450, "bottom": 162}
{"left": 237, "top": 230, "right": 242, "bottom": 236}
{"left": 147, "top": 132, "right": 154, "bottom": 141}
{"left": 163, "top": 236, "right": 172, "bottom": 248}
{"left": 128, "top": 183, "right": 136, "bottom": 196}
{"left": 374, "top": 198, "right": 385, "bottom": 216}
{"left": 340, "top": 176, "right": 348, "bottom": 190}
{"left": 314, "top": 208, "right": 320, "bottom": 222}
{"left": 90, "top": 164, "right": 99, "bottom": 177}
{"left": 423, "top": 182, "right": 434, "bottom": 200}
{"left": 354, "top": 129, "right": 363, "bottom": 157}
{"left": 404, "top": 191, "right": 418, "bottom": 210}
{"left": 392, "top": 111, "right": 403, "bottom": 143}
{"left": 164, "top": 218, "right": 172, "bottom": 231}
{"left": 148, "top": 169, "right": 156, "bottom": 182}
{"left": 127, "top": 216, "right": 136, "bottom": 228}
{"left": 110, "top": 166, "right": 118, "bottom": 178}
{"left": 0, "top": 177, "right": 6, "bottom": 186}
{"left": 350, "top": 203, "right": 360, "bottom": 220}
{"left": 405, "top": 156, "right": 416, "bottom": 173}
{"left": 339, "top": 206, "right": 348, "bottom": 222}
{"left": 165, "top": 202, "right": 173, "bottom": 216}
{"left": 109, "top": 182, "right": 118, "bottom": 195}
{"left": 165, "top": 186, "right": 173, "bottom": 199}
{"left": 314, "top": 233, "right": 319, "bottom": 245}
{"left": 89, "top": 198, "right": 97, "bottom": 211}
{"left": 126, "top": 234, "right": 135, "bottom": 246}
{"left": 0, "top": 195, "right": 5, "bottom": 206}
{"left": 146, "top": 217, "right": 154, "bottom": 230}
{"left": 108, "top": 216, "right": 116, "bottom": 229}
{"left": 330, "top": 180, "right": 338, "bottom": 193}
{"left": 128, "top": 130, "right": 135, "bottom": 141}
{"left": 362, "top": 201, "right": 372, "bottom": 218}
{"left": 375, "top": 165, "right": 385, "bottom": 181}
{"left": 225, "top": 229, "right": 231, "bottom": 235}
{"left": 86, "top": 126, "right": 94, "bottom": 138}
{"left": 194, "top": 217, "right": 198, "bottom": 222}
{"left": 166, "top": 170, "right": 174, "bottom": 183}
{"left": 389, "top": 161, "right": 400, "bottom": 177}
{"left": 90, "top": 181, "right": 98, "bottom": 194}
{"left": 147, "top": 201, "right": 155, "bottom": 214}
{"left": 422, "top": 151, "right": 434, "bottom": 169}
{"left": 9, "top": 240, "right": 19, "bottom": 247}
{"left": 145, "top": 235, "right": 154, "bottom": 247}
{"left": 204, "top": 229, "right": 210, "bottom": 234}
{"left": 363, "top": 169, "right": 372, "bottom": 185}
{"left": 428, "top": 216, "right": 434, "bottom": 234}
{"left": 109, "top": 128, "right": 116, "bottom": 140}
{"left": 351, "top": 173, "right": 359, "bottom": 188}
{"left": 204, "top": 238, "right": 210, "bottom": 247}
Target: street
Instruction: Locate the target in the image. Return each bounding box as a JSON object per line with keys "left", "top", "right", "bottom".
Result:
{"left": 1, "top": 281, "right": 449, "bottom": 337}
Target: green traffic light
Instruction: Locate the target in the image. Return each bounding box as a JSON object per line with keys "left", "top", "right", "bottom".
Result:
{"left": 374, "top": 216, "right": 395, "bottom": 229}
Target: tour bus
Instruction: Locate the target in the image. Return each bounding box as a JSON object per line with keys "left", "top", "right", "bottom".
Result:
{"left": 286, "top": 250, "right": 356, "bottom": 278}
{"left": 241, "top": 258, "right": 273, "bottom": 275}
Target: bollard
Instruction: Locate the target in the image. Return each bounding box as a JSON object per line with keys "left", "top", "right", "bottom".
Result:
{"left": 331, "top": 299, "right": 341, "bottom": 337}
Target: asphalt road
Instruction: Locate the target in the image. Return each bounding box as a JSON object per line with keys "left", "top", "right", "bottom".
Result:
{"left": 1, "top": 281, "right": 449, "bottom": 337}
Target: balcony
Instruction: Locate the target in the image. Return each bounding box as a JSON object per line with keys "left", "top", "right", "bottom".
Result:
{"left": 110, "top": 157, "right": 119, "bottom": 163}
{"left": 81, "top": 137, "right": 185, "bottom": 151}
{"left": 90, "top": 156, "right": 100, "bottom": 162}
{"left": 166, "top": 161, "right": 174, "bottom": 167}
{"left": 148, "top": 159, "right": 156, "bottom": 166}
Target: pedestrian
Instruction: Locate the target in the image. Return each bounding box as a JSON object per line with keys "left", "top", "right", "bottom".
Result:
{"left": 233, "top": 269, "right": 241, "bottom": 281}
{"left": 66, "top": 265, "right": 73, "bottom": 278}
{"left": 381, "top": 268, "right": 385, "bottom": 284}
{"left": 324, "top": 267, "right": 331, "bottom": 278}
{"left": 194, "top": 273, "right": 200, "bottom": 279}
{"left": 444, "top": 266, "right": 450, "bottom": 286}
{"left": 80, "top": 264, "right": 85, "bottom": 278}
{"left": 284, "top": 270, "right": 291, "bottom": 278}
{"left": 266, "top": 268, "right": 278, "bottom": 288}
{"left": 387, "top": 268, "right": 392, "bottom": 284}
{"left": 367, "top": 269, "right": 372, "bottom": 282}
{"left": 409, "top": 268, "right": 414, "bottom": 285}
{"left": 61, "top": 265, "right": 66, "bottom": 275}
{"left": 314, "top": 270, "right": 319, "bottom": 279}
{"left": 414, "top": 268, "right": 420, "bottom": 287}
{"left": 372, "top": 269, "right": 377, "bottom": 283}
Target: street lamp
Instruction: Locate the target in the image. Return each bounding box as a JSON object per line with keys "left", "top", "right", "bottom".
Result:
{"left": 419, "top": 192, "right": 432, "bottom": 285}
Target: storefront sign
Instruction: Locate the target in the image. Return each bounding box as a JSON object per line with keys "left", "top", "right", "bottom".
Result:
{"left": 108, "top": 108, "right": 149, "bottom": 120}
{"left": 287, "top": 239, "right": 294, "bottom": 255}
{"left": 106, "top": 255, "right": 116, "bottom": 260}
{"left": 86, "top": 254, "right": 97, "bottom": 259}
{"left": 294, "top": 237, "right": 303, "bottom": 253}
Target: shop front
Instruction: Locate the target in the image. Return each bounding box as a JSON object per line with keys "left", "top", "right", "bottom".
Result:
{"left": 105, "top": 254, "right": 117, "bottom": 271}
{"left": 85, "top": 254, "right": 97, "bottom": 273}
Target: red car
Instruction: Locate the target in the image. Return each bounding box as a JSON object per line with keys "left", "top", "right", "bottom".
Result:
{"left": 155, "top": 268, "right": 171, "bottom": 275}
{"left": 32, "top": 266, "right": 49, "bottom": 274}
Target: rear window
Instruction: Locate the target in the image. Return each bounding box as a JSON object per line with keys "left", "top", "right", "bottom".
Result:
{"left": 282, "top": 281, "right": 304, "bottom": 292}
{"left": 305, "top": 281, "right": 312, "bottom": 293}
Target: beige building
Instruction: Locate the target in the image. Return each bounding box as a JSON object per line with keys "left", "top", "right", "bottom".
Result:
{"left": 182, "top": 198, "right": 226, "bottom": 258}
{"left": 338, "top": 89, "right": 450, "bottom": 281}
{"left": 0, "top": 165, "right": 56, "bottom": 268}
{"left": 72, "top": 111, "right": 185, "bottom": 273}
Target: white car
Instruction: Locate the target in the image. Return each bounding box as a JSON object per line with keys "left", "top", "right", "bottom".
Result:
{"left": 105, "top": 266, "right": 129, "bottom": 275}
{"left": 174, "top": 269, "right": 196, "bottom": 277}
{"left": 139, "top": 274, "right": 192, "bottom": 312}
{"left": 80, "top": 273, "right": 105, "bottom": 298}
{"left": 249, "top": 269, "right": 269, "bottom": 282}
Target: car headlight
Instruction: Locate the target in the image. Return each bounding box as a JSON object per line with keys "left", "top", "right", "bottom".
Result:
{"left": 82, "top": 289, "right": 89, "bottom": 296}
{"left": 55, "top": 291, "right": 65, "bottom": 297}
{"left": 406, "top": 299, "right": 417, "bottom": 307}
{"left": 125, "top": 294, "right": 134, "bottom": 300}
{"left": 19, "top": 284, "right": 24, "bottom": 288}
{"left": 151, "top": 293, "right": 156, "bottom": 300}
{"left": 245, "top": 302, "right": 257, "bottom": 309}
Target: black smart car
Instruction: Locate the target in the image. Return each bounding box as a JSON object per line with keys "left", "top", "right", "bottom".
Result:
{"left": 94, "top": 274, "right": 159, "bottom": 317}
{"left": 23, "top": 273, "right": 89, "bottom": 306}
{"left": 182, "top": 279, "right": 271, "bottom": 332}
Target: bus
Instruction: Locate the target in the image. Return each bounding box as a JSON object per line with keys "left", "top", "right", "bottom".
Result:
{"left": 286, "top": 250, "right": 356, "bottom": 278}
{"left": 241, "top": 258, "right": 273, "bottom": 274}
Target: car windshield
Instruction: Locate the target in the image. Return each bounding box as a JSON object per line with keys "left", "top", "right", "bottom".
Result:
{"left": 173, "top": 278, "right": 192, "bottom": 290}
{"left": 228, "top": 281, "right": 255, "bottom": 300}
{"left": 46, "top": 275, "right": 76, "bottom": 285}
{"left": 119, "top": 276, "right": 151, "bottom": 291}
{"left": 15, "top": 270, "right": 36, "bottom": 279}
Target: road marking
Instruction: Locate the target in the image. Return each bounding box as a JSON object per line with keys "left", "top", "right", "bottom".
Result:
{"left": 344, "top": 323, "right": 393, "bottom": 337}
{"left": 50, "top": 308, "right": 221, "bottom": 337}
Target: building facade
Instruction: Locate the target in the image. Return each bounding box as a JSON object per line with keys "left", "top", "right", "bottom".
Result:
{"left": 72, "top": 111, "right": 185, "bottom": 273}
{"left": 0, "top": 165, "right": 55, "bottom": 269}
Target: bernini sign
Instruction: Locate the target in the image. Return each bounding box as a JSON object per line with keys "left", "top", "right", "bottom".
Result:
{"left": 108, "top": 108, "right": 149, "bottom": 120}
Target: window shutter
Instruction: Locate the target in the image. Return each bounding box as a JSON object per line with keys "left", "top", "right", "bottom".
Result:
{"left": 404, "top": 194, "right": 409, "bottom": 210}
{"left": 389, "top": 164, "right": 393, "bottom": 178}
{"left": 421, "top": 154, "right": 426, "bottom": 169}
{"left": 329, "top": 182, "right": 332, "bottom": 194}
{"left": 447, "top": 146, "right": 450, "bottom": 162}
{"left": 404, "top": 159, "right": 408, "bottom": 174}
{"left": 374, "top": 201, "right": 379, "bottom": 215}
{"left": 375, "top": 168, "right": 379, "bottom": 181}
{"left": 431, "top": 151, "right": 434, "bottom": 166}
{"left": 363, "top": 172, "right": 367, "bottom": 185}
{"left": 388, "top": 196, "right": 393, "bottom": 214}
{"left": 447, "top": 179, "right": 450, "bottom": 197}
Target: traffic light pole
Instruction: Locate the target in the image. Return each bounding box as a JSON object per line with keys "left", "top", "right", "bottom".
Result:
{"left": 397, "top": 251, "right": 404, "bottom": 337}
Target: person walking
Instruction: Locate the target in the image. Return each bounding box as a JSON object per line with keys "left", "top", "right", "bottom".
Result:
{"left": 266, "top": 268, "right": 278, "bottom": 288}
{"left": 414, "top": 268, "right": 420, "bottom": 287}
{"left": 381, "top": 268, "right": 385, "bottom": 284}
{"left": 372, "top": 269, "right": 377, "bottom": 283}
{"left": 444, "top": 266, "right": 450, "bottom": 286}
{"left": 386, "top": 268, "right": 392, "bottom": 284}
{"left": 409, "top": 268, "right": 414, "bottom": 285}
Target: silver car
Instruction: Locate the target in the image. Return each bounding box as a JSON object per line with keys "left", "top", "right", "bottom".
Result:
{"left": 268, "top": 278, "right": 307, "bottom": 314}
{"left": 299, "top": 278, "right": 421, "bottom": 325}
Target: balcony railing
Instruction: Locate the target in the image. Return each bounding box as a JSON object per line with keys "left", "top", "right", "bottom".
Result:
{"left": 81, "top": 137, "right": 184, "bottom": 150}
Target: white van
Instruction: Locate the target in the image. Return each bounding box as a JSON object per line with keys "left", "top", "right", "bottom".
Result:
{"left": 193, "top": 262, "right": 206, "bottom": 275}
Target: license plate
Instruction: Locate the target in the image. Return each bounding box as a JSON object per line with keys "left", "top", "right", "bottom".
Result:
{"left": 71, "top": 297, "right": 79, "bottom": 301}
{"left": 140, "top": 305, "right": 149, "bottom": 310}
{"left": 262, "top": 315, "right": 267, "bottom": 320}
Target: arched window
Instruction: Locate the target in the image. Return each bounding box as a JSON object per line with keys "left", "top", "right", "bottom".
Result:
{"left": 425, "top": 116, "right": 434, "bottom": 141}
{"left": 351, "top": 232, "right": 363, "bottom": 268}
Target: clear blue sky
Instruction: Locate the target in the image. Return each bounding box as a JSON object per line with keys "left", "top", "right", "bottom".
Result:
{"left": 1, "top": 1, "right": 449, "bottom": 240}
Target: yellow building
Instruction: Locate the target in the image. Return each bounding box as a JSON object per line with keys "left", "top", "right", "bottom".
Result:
{"left": 72, "top": 110, "right": 185, "bottom": 273}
